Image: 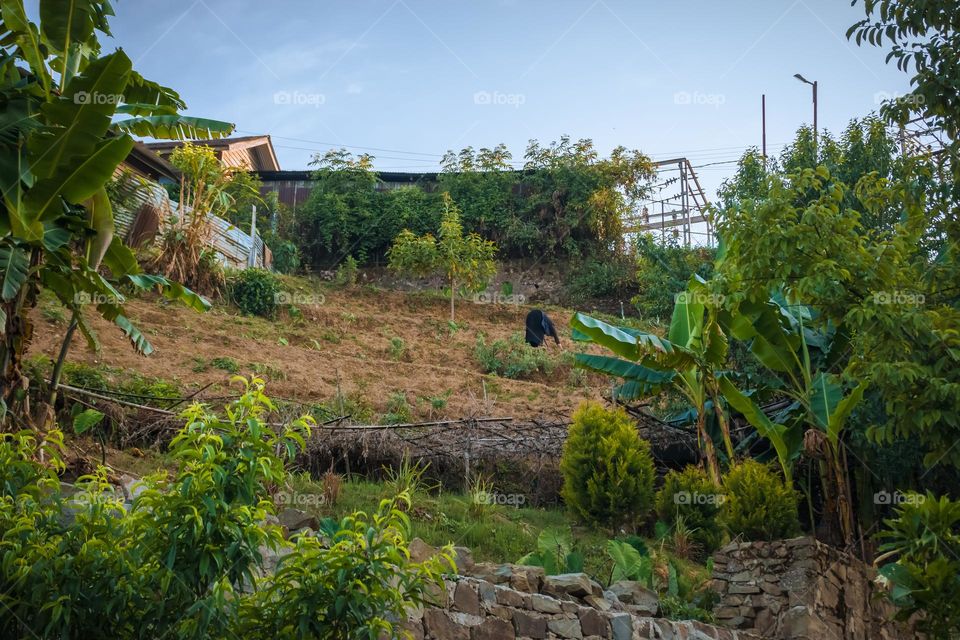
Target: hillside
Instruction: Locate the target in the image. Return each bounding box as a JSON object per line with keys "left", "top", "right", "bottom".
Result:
{"left": 28, "top": 276, "right": 625, "bottom": 423}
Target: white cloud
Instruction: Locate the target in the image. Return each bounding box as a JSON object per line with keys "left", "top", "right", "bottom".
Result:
{"left": 346, "top": 83, "right": 363, "bottom": 94}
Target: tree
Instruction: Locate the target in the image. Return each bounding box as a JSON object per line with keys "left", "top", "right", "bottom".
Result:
{"left": 571, "top": 276, "right": 734, "bottom": 484}
{"left": 387, "top": 193, "right": 497, "bottom": 321}
{"left": 0, "top": 0, "right": 229, "bottom": 422}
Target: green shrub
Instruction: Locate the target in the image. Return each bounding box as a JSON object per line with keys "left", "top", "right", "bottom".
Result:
{"left": 474, "top": 332, "right": 559, "bottom": 379}
{"left": 565, "top": 255, "right": 637, "bottom": 303}
{"left": 560, "top": 402, "right": 655, "bottom": 527}
{"left": 229, "top": 268, "right": 281, "bottom": 317}
{"left": 655, "top": 466, "right": 725, "bottom": 554}
{"left": 719, "top": 460, "right": 800, "bottom": 541}
{"left": 632, "top": 236, "right": 715, "bottom": 321}
{"left": 211, "top": 356, "right": 240, "bottom": 373}
{"left": 0, "top": 378, "right": 449, "bottom": 640}
{"left": 335, "top": 255, "right": 359, "bottom": 286}
{"left": 270, "top": 240, "right": 301, "bottom": 275}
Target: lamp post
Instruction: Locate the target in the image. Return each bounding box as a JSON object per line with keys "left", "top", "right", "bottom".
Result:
{"left": 794, "top": 73, "right": 818, "bottom": 152}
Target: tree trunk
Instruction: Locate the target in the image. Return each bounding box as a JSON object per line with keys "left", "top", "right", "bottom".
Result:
{"left": 449, "top": 276, "right": 456, "bottom": 323}
{"left": 697, "top": 410, "right": 721, "bottom": 484}
{"left": 1, "top": 247, "right": 42, "bottom": 426}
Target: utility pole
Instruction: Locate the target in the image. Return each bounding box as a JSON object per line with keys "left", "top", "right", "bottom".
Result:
{"left": 762, "top": 94, "right": 767, "bottom": 161}
{"left": 794, "top": 74, "right": 818, "bottom": 152}
{"left": 247, "top": 204, "right": 258, "bottom": 268}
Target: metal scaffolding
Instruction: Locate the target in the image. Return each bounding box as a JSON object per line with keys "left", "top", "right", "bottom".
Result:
{"left": 623, "top": 157, "right": 713, "bottom": 247}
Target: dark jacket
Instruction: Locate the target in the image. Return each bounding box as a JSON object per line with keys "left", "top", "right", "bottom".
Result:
{"left": 525, "top": 309, "right": 559, "bottom": 347}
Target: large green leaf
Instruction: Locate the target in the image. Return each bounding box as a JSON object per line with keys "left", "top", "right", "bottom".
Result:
{"left": 112, "top": 115, "right": 235, "bottom": 140}
{"left": 809, "top": 372, "right": 842, "bottom": 432}
{"left": 0, "top": 243, "right": 29, "bottom": 300}
{"left": 0, "top": 0, "right": 52, "bottom": 94}
{"left": 84, "top": 186, "right": 113, "bottom": 268}
{"left": 719, "top": 376, "right": 796, "bottom": 483}
{"left": 574, "top": 353, "right": 674, "bottom": 399}
{"left": 571, "top": 312, "right": 639, "bottom": 361}
{"left": 73, "top": 408, "right": 105, "bottom": 434}
{"left": 607, "top": 540, "right": 650, "bottom": 584}
{"left": 39, "top": 0, "right": 99, "bottom": 58}
{"left": 126, "top": 273, "right": 210, "bottom": 312}
{"left": 826, "top": 381, "right": 866, "bottom": 447}
{"left": 102, "top": 235, "right": 140, "bottom": 277}
{"left": 118, "top": 70, "right": 186, "bottom": 111}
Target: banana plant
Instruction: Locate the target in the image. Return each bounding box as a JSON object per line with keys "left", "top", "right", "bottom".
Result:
{"left": 0, "top": 0, "right": 233, "bottom": 420}
{"left": 717, "top": 298, "right": 867, "bottom": 545}
{"left": 571, "top": 275, "right": 734, "bottom": 483}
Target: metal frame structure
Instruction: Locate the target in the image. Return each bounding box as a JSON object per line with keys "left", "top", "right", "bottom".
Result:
{"left": 623, "top": 157, "right": 713, "bottom": 247}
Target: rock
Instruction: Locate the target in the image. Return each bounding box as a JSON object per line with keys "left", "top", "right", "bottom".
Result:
{"left": 609, "top": 613, "right": 632, "bottom": 640}
{"left": 548, "top": 618, "right": 583, "bottom": 639}
{"left": 607, "top": 581, "right": 658, "bottom": 615}
{"left": 578, "top": 608, "right": 609, "bottom": 637}
{"left": 277, "top": 507, "right": 318, "bottom": 532}
{"left": 471, "top": 617, "right": 512, "bottom": 640}
{"left": 530, "top": 593, "right": 562, "bottom": 614}
{"left": 453, "top": 546, "right": 474, "bottom": 573}
{"left": 453, "top": 582, "right": 480, "bottom": 616}
{"left": 512, "top": 611, "right": 547, "bottom": 639}
{"left": 584, "top": 594, "right": 613, "bottom": 612}
{"left": 423, "top": 609, "right": 470, "bottom": 640}
{"left": 543, "top": 573, "right": 596, "bottom": 599}
{"left": 495, "top": 586, "right": 526, "bottom": 608}
{"left": 119, "top": 475, "right": 147, "bottom": 501}
{"left": 780, "top": 605, "right": 830, "bottom": 638}
{"left": 469, "top": 563, "right": 509, "bottom": 584}
{"left": 410, "top": 538, "right": 440, "bottom": 563}
{"left": 510, "top": 565, "right": 545, "bottom": 593}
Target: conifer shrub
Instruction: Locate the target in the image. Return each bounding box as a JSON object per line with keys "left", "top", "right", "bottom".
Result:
{"left": 655, "top": 465, "right": 725, "bottom": 554}
{"left": 719, "top": 459, "right": 800, "bottom": 541}
{"left": 560, "top": 402, "right": 655, "bottom": 527}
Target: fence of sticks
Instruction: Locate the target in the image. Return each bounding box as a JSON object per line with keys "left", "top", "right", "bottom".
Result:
{"left": 56, "top": 383, "right": 701, "bottom": 506}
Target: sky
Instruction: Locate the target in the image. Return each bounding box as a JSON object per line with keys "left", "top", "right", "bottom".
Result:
{"left": 94, "top": 0, "right": 912, "bottom": 199}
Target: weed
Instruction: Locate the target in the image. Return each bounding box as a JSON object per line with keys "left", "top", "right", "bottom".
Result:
{"left": 382, "top": 391, "right": 412, "bottom": 424}
{"left": 321, "top": 471, "right": 343, "bottom": 506}
{"left": 250, "top": 362, "right": 287, "bottom": 381}
{"left": 335, "top": 255, "right": 359, "bottom": 287}
{"left": 388, "top": 337, "right": 407, "bottom": 361}
{"left": 210, "top": 357, "right": 240, "bottom": 374}
{"left": 318, "top": 330, "right": 341, "bottom": 344}
{"left": 277, "top": 336, "right": 289, "bottom": 346}
{"left": 191, "top": 357, "right": 209, "bottom": 373}
{"left": 383, "top": 456, "right": 434, "bottom": 499}
{"left": 474, "top": 332, "right": 560, "bottom": 380}
{"left": 41, "top": 306, "right": 66, "bottom": 325}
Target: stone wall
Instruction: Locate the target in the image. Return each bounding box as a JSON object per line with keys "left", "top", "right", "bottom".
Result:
{"left": 710, "top": 537, "right": 915, "bottom": 640}
{"left": 406, "top": 570, "right": 763, "bottom": 640}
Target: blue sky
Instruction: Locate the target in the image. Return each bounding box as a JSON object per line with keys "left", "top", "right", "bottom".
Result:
{"left": 99, "top": 0, "right": 911, "bottom": 197}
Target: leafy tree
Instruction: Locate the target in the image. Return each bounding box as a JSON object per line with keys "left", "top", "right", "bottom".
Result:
{"left": 875, "top": 492, "right": 960, "bottom": 639}
{"left": 387, "top": 193, "right": 497, "bottom": 321}
{"left": 632, "top": 235, "right": 715, "bottom": 320}
{"left": 560, "top": 401, "right": 656, "bottom": 527}
{"left": 0, "top": 0, "right": 229, "bottom": 420}
{"left": 655, "top": 466, "right": 725, "bottom": 554}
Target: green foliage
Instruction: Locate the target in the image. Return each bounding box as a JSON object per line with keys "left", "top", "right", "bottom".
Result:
{"left": 607, "top": 539, "right": 652, "bottom": 583}
{"left": 270, "top": 240, "right": 301, "bottom": 275}
{"left": 388, "top": 336, "right": 407, "bottom": 361}
{"left": 210, "top": 356, "right": 240, "bottom": 374}
{"left": 335, "top": 255, "right": 359, "bottom": 286}
{"left": 228, "top": 268, "right": 281, "bottom": 317}
{"left": 560, "top": 402, "right": 655, "bottom": 527}
{"left": 237, "top": 493, "right": 453, "bottom": 639}
{"left": 719, "top": 460, "right": 800, "bottom": 541}
{"left": 388, "top": 193, "right": 497, "bottom": 321}
{"left": 0, "top": 379, "right": 449, "bottom": 639}
{"left": 517, "top": 528, "right": 585, "bottom": 575}
{"left": 876, "top": 492, "right": 960, "bottom": 638}
{"left": 474, "top": 333, "right": 560, "bottom": 379}
{"left": 632, "top": 235, "right": 715, "bottom": 320}
{"left": 382, "top": 391, "right": 413, "bottom": 425}
{"left": 565, "top": 255, "right": 637, "bottom": 304}
{"left": 655, "top": 466, "right": 725, "bottom": 554}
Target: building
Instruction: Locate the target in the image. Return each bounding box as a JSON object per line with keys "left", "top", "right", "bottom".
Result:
{"left": 257, "top": 170, "right": 440, "bottom": 209}
{"left": 146, "top": 135, "right": 281, "bottom": 172}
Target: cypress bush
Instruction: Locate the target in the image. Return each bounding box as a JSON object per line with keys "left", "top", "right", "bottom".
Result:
{"left": 719, "top": 459, "right": 800, "bottom": 541}
{"left": 655, "top": 465, "right": 725, "bottom": 553}
{"left": 560, "top": 402, "right": 655, "bottom": 527}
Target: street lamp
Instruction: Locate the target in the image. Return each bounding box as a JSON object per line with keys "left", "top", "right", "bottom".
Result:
{"left": 794, "top": 73, "right": 818, "bottom": 151}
